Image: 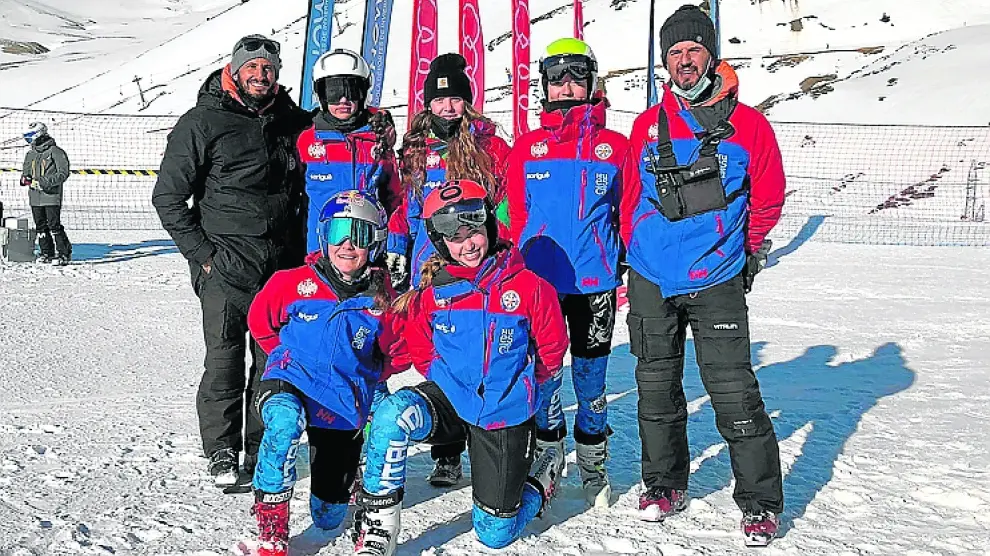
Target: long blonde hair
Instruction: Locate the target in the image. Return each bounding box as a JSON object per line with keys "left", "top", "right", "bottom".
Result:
{"left": 399, "top": 104, "right": 499, "bottom": 201}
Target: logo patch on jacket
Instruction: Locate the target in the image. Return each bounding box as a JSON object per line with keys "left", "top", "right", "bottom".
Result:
{"left": 526, "top": 171, "right": 550, "bottom": 181}
{"left": 498, "top": 328, "right": 514, "bottom": 354}
{"left": 531, "top": 141, "right": 549, "bottom": 158}
{"left": 500, "top": 290, "right": 521, "bottom": 312}
{"left": 297, "top": 312, "right": 319, "bottom": 322}
{"left": 352, "top": 326, "right": 371, "bottom": 349}
{"left": 427, "top": 152, "right": 442, "bottom": 168}
{"left": 308, "top": 142, "right": 326, "bottom": 158}
{"left": 297, "top": 278, "right": 318, "bottom": 297}
{"left": 594, "top": 143, "right": 613, "bottom": 160}
{"left": 648, "top": 123, "right": 659, "bottom": 140}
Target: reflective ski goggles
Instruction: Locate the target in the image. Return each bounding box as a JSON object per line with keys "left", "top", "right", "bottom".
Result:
{"left": 324, "top": 217, "right": 379, "bottom": 249}
{"left": 428, "top": 198, "right": 488, "bottom": 239}
{"left": 322, "top": 76, "right": 367, "bottom": 104}
{"left": 23, "top": 132, "right": 38, "bottom": 144}
{"left": 540, "top": 54, "right": 596, "bottom": 85}
{"left": 240, "top": 38, "right": 280, "bottom": 55}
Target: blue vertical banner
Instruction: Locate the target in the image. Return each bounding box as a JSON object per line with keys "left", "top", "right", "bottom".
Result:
{"left": 361, "top": 0, "right": 394, "bottom": 107}
{"left": 301, "top": 0, "right": 337, "bottom": 111}
{"left": 710, "top": 0, "right": 720, "bottom": 58}
{"left": 646, "top": 0, "right": 658, "bottom": 108}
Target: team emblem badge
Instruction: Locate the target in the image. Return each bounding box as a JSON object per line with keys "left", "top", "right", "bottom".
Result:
{"left": 297, "top": 278, "right": 318, "bottom": 298}
{"left": 531, "top": 141, "right": 549, "bottom": 158}
{"left": 427, "top": 152, "right": 442, "bottom": 168}
{"left": 308, "top": 142, "right": 326, "bottom": 159}
{"left": 595, "top": 143, "right": 613, "bottom": 160}
{"left": 648, "top": 123, "right": 659, "bottom": 140}
{"left": 501, "top": 290, "right": 521, "bottom": 312}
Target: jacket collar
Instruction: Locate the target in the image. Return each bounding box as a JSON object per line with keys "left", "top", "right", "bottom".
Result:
{"left": 432, "top": 245, "right": 525, "bottom": 300}
{"left": 539, "top": 99, "right": 607, "bottom": 143}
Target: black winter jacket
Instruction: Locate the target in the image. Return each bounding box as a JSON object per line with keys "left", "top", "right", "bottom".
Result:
{"left": 153, "top": 68, "right": 312, "bottom": 302}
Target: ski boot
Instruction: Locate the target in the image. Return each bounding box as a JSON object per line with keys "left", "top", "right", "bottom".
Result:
{"left": 528, "top": 441, "right": 565, "bottom": 515}
{"left": 253, "top": 490, "right": 291, "bottom": 556}
{"left": 36, "top": 254, "right": 52, "bottom": 264}
{"left": 741, "top": 510, "right": 779, "bottom": 547}
{"left": 638, "top": 486, "right": 687, "bottom": 522}
{"left": 426, "top": 456, "right": 463, "bottom": 487}
{"left": 353, "top": 489, "right": 402, "bottom": 556}
{"left": 575, "top": 439, "right": 611, "bottom": 508}
{"left": 208, "top": 447, "right": 239, "bottom": 487}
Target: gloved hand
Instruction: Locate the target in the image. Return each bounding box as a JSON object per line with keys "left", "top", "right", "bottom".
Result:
{"left": 19, "top": 176, "right": 32, "bottom": 187}
{"left": 385, "top": 252, "right": 408, "bottom": 289}
{"left": 743, "top": 239, "right": 772, "bottom": 294}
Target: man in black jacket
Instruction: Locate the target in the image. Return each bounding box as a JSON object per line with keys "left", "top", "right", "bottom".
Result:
{"left": 153, "top": 34, "right": 311, "bottom": 487}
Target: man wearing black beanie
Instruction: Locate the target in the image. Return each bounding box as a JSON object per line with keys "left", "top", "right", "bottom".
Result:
{"left": 619, "top": 3, "right": 787, "bottom": 547}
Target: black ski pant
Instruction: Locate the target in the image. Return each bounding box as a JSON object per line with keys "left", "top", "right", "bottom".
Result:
{"left": 193, "top": 264, "right": 264, "bottom": 461}
{"left": 627, "top": 269, "right": 783, "bottom": 514}
{"left": 31, "top": 205, "right": 71, "bottom": 258}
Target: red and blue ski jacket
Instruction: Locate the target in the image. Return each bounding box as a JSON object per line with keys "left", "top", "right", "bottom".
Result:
{"left": 507, "top": 101, "right": 637, "bottom": 295}
{"left": 247, "top": 253, "right": 409, "bottom": 430}
{"left": 386, "top": 120, "right": 510, "bottom": 287}
{"left": 622, "top": 63, "right": 785, "bottom": 296}
{"left": 297, "top": 109, "right": 402, "bottom": 253}
{"left": 405, "top": 247, "right": 568, "bottom": 430}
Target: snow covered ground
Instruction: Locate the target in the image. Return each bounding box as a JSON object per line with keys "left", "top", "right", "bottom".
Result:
{"left": 1, "top": 229, "right": 989, "bottom": 555}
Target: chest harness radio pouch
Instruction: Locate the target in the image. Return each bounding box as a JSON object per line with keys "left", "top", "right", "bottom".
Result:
{"left": 644, "top": 101, "right": 743, "bottom": 221}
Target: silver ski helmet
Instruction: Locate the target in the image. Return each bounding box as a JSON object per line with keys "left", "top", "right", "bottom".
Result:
{"left": 317, "top": 190, "right": 388, "bottom": 261}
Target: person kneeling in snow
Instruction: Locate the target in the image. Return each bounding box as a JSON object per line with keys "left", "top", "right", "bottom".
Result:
{"left": 246, "top": 191, "right": 408, "bottom": 556}
{"left": 351, "top": 180, "right": 569, "bottom": 556}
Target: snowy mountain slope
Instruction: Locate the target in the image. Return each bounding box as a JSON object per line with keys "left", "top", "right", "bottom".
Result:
{"left": 0, "top": 0, "right": 240, "bottom": 110}
{"left": 765, "top": 24, "right": 990, "bottom": 125}
{"left": 1, "top": 232, "right": 989, "bottom": 555}
{"left": 3, "top": 0, "right": 990, "bottom": 119}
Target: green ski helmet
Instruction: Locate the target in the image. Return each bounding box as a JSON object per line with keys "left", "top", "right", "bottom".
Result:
{"left": 538, "top": 37, "right": 599, "bottom": 96}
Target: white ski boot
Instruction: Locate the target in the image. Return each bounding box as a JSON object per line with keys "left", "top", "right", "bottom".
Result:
{"left": 353, "top": 490, "right": 402, "bottom": 556}
{"left": 576, "top": 439, "right": 611, "bottom": 508}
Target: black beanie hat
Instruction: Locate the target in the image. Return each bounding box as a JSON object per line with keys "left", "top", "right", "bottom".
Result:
{"left": 659, "top": 5, "right": 718, "bottom": 67}
{"left": 423, "top": 53, "right": 474, "bottom": 106}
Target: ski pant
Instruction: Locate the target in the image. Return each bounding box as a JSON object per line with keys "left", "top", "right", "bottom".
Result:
{"left": 362, "top": 382, "right": 542, "bottom": 549}
{"left": 193, "top": 264, "right": 264, "bottom": 461}
{"left": 31, "top": 205, "right": 71, "bottom": 258}
{"left": 627, "top": 270, "right": 783, "bottom": 514}
{"left": 252, "top": 380, "right": 362, "bottom": 530}
{"left": 535, "top": 290, "right": 617, "bottom": 445}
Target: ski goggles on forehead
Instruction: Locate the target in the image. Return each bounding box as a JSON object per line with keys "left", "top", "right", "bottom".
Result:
{"left": 541, "top": 55, "right": 597, "bottom": 84}
{"left": 323, "top": 77, "right": 366, "bottom": 103}
{"left": 429, "top": 198, "right": 488, "bottom": 239}
{"left": 324, "top": 217, "right": 379, "bottom": 249}
{"left": 240, "top": 38, "right": 280, "bottom": 55}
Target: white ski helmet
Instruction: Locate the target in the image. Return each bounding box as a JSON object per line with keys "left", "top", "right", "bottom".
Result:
{"left": 24, "top": 121, "right": 48, "bottom": 144}
{"left": 312, "top": 48, "right": 373, "bottom": 111}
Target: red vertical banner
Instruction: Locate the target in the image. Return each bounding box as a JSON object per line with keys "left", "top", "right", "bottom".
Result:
{"left": 408, "top": 0, "right": 438, "bottom": 118}
{"left": 459, "top": 0, "right": 485, "bottom": 112}
{"left": 512, "top": 0, "right": 531, "bottom": 139}
{"left": 574, "top": 0, "right": 584, "bottom": 40}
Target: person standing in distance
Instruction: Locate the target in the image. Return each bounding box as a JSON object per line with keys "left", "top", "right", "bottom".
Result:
{"left": 621, "top": 5, "right": 785, "bottom": 546}
{"left": 20, "top": 122, "right": 72, "bottom": 266}
{"left": 153, "top": 34, "right": 312, "bottom": 488}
